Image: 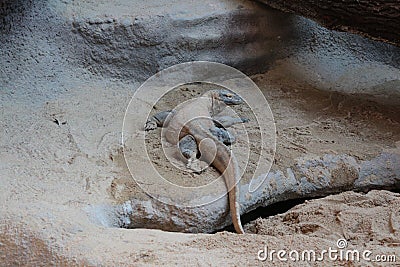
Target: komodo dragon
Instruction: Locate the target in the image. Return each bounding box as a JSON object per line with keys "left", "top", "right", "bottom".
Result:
{"left": 145, "top": 89, "right": 249, "bottom": 234}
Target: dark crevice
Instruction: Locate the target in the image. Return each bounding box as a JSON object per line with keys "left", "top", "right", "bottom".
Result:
{"left": 218, "top": 197, "right": 313, "bottom": 234}
{"left": 220, "top": 188, "right": 400, "bottom": 233}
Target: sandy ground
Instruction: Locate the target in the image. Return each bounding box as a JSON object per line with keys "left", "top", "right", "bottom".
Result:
{"left": 1, "top": 57, "right": 399, "bottom": 265}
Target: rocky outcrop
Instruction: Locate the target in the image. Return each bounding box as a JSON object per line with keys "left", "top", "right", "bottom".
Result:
{"left": 100, "top": 152, "right": 399, "bottom": 233}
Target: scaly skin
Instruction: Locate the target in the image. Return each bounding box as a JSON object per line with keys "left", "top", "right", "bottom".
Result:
{"left": 147, "top": 89, "right": 246, "bottom": 233}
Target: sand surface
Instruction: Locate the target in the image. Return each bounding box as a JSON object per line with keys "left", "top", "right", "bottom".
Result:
{"left": 2, "top": 64, "right": 399, "bottom": 265}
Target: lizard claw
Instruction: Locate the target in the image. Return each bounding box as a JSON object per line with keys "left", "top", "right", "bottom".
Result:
{"left": 187, "top": 159, "right": 209, "bottom": 174}
{"left": 144, "top": 120, "right": 157, "bottom": 131}
{"left": 241, "top": 117, "right": 250, "bottom": 123}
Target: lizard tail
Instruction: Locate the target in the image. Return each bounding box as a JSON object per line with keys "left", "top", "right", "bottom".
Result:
{"left": 193, "top": 129, "right": 245, "bottom": 234}
{"left": 215, "top": 151, "right": 245, "bottom": 234}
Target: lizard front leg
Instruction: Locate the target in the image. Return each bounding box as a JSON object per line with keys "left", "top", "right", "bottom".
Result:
{"left": 209, "top": 126, "right": 236, "bottom": 145}
{"left": 213, "top": 116, "right": 249, "bottom": 128}
{"left": 210, "top": 116, "right": 249, "bottom": 145}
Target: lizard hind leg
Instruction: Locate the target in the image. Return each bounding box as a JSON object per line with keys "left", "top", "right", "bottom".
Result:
{"left": 178, "top": 135, "right": 208, "bottom": 173}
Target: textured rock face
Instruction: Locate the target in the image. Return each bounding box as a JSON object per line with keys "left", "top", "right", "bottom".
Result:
{"left": 1, "top": 0, "right": 400, "bottom": 265}
{"left": 61, "top": 0, "right": 400, "bottom": 104}
{"left": 66, "top": 0, "right": 294, "bottom": 80}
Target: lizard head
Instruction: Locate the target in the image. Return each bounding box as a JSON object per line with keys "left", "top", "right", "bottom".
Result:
{"left": 210, "top": 89, "right": 244, "bottom": 105}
